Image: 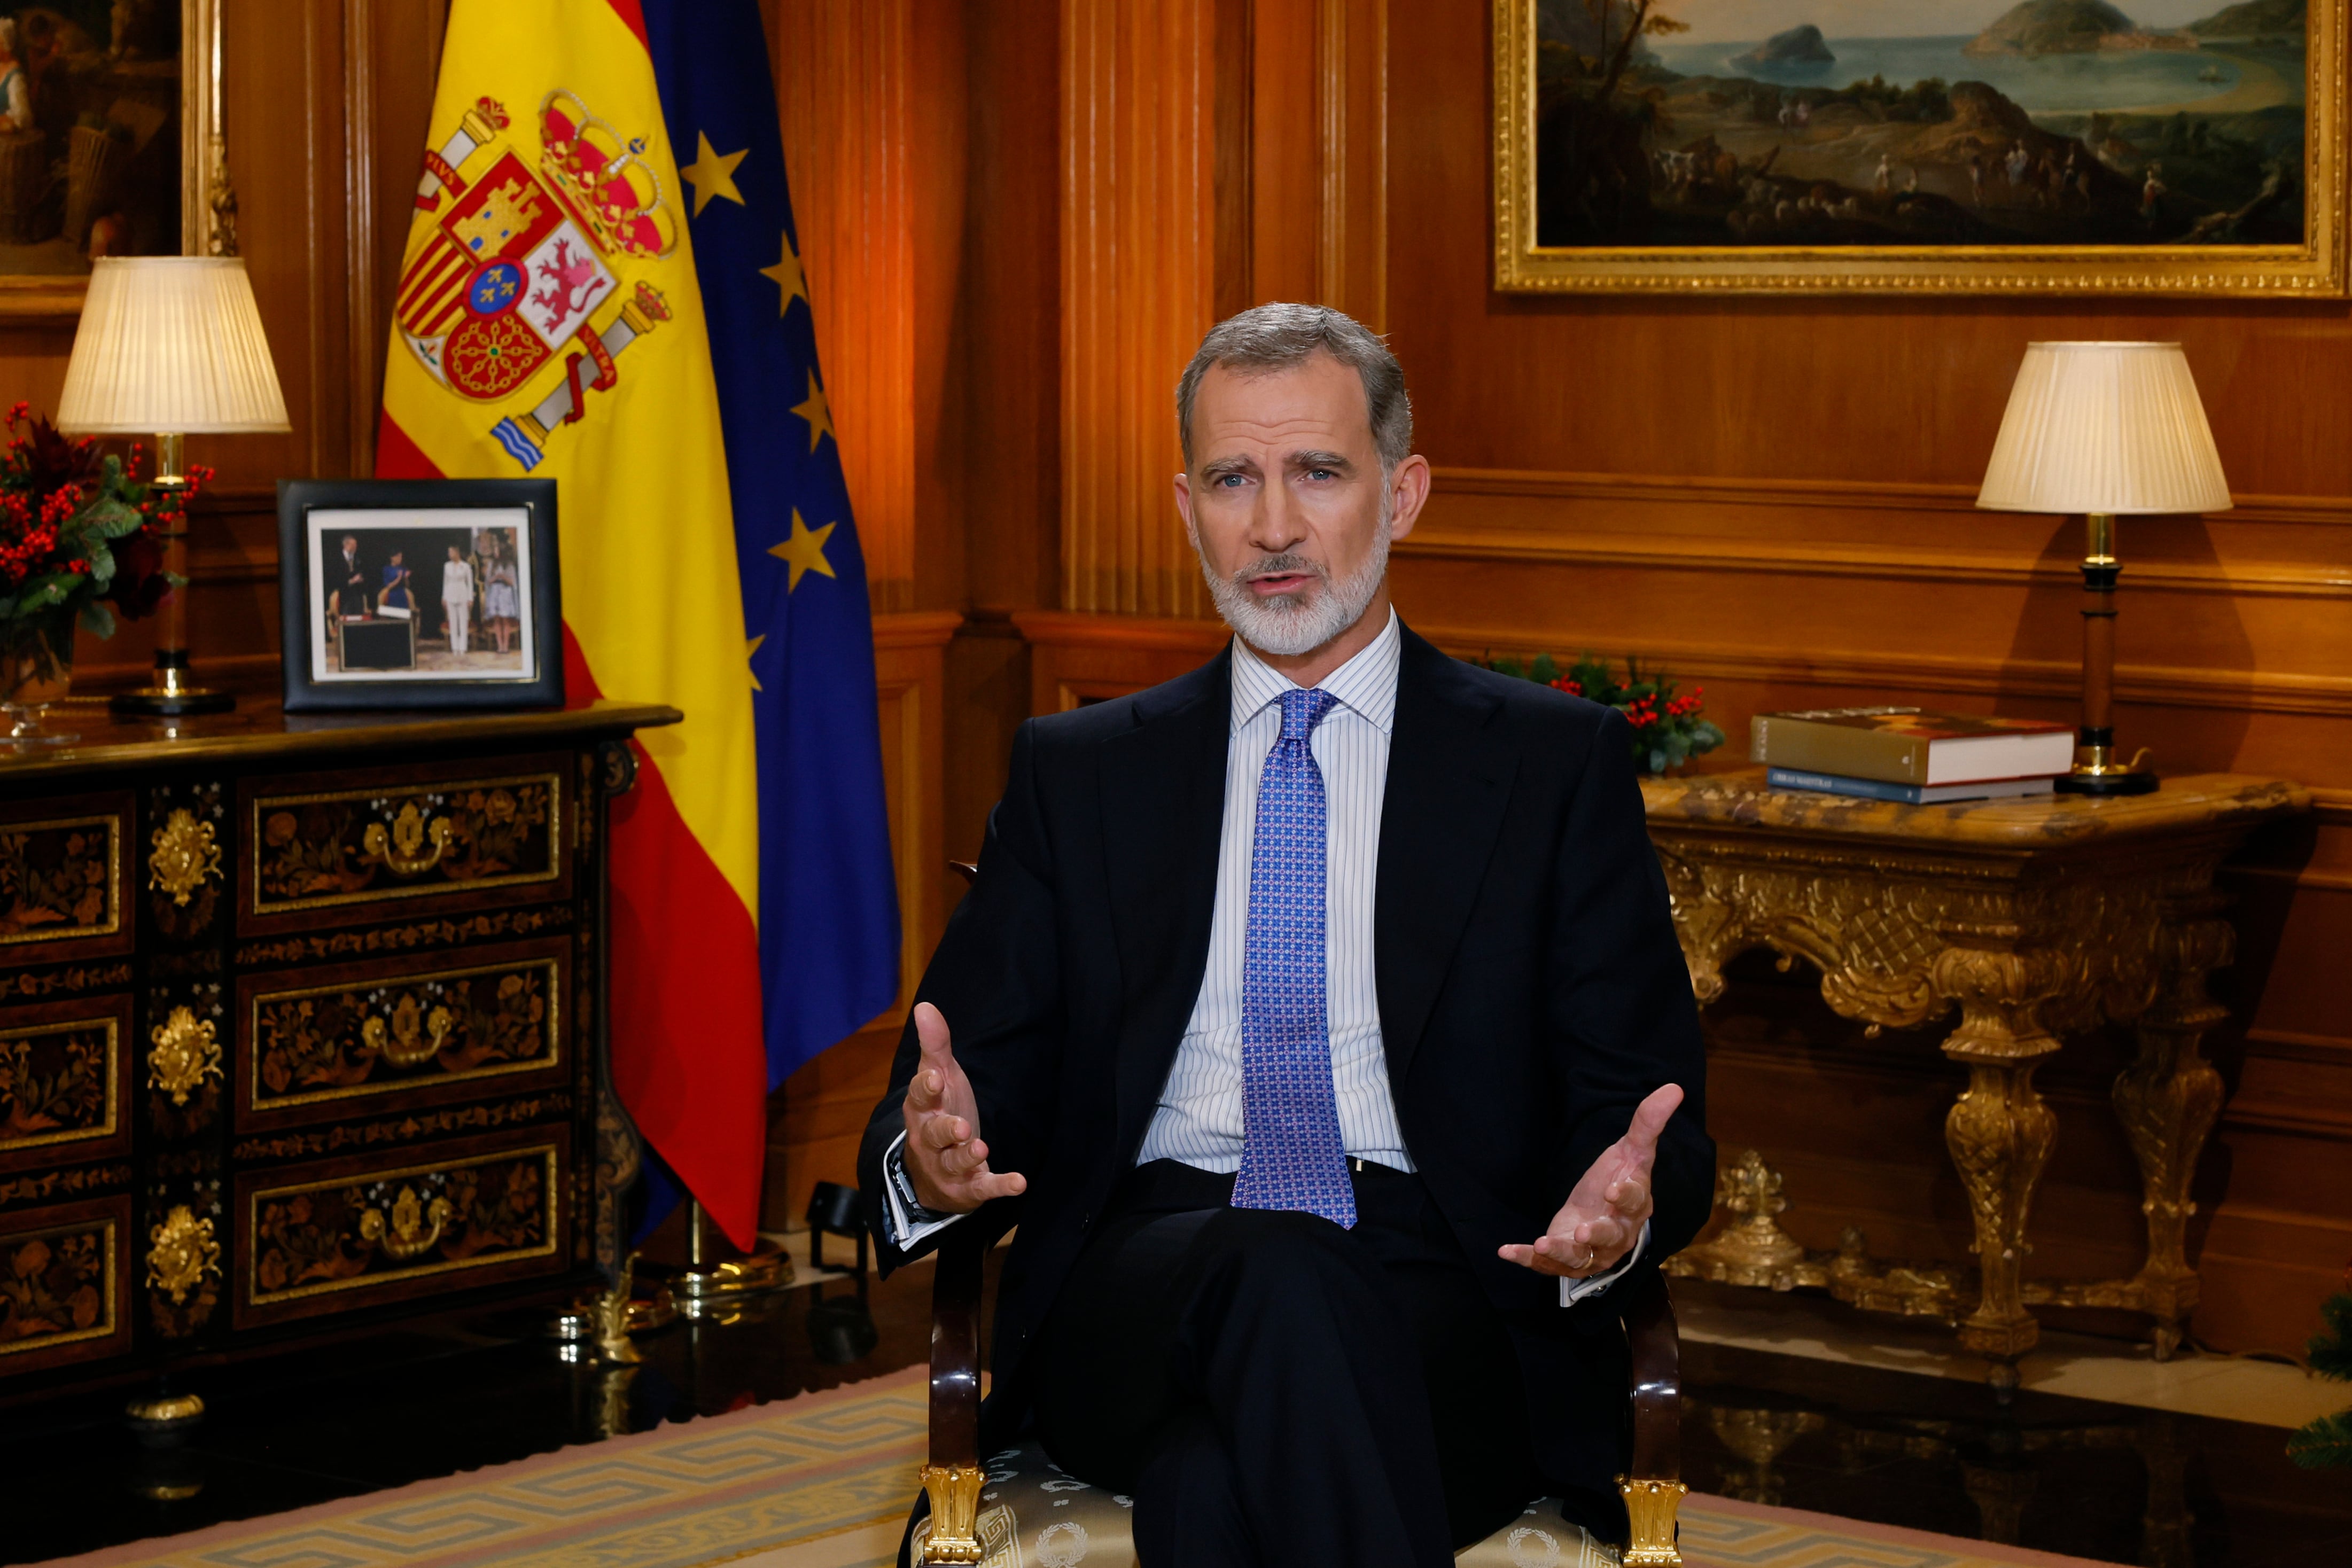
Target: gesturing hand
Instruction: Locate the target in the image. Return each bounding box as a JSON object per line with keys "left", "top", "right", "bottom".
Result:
{"left": 1499, "top": 1083, "right": 1682, "bottom": 1280}
{"left": 901, "top": 1002, "right": 1029, "bottom": 1214}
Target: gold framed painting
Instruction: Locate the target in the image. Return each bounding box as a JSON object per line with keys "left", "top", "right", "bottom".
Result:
{"left": 1494, "top": 0, "right": 2348, "bottom": 296}
{"left": 0, "top": 0, "right": 230, "bottom": 319}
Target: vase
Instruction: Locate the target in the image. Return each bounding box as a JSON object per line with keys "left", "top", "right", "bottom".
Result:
{"left": 1, "top": 611, "right": 80, "bottom": 747}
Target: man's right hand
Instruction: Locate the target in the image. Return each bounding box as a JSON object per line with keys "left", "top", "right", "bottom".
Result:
{"left": 901, "top": 1002, "right": 1029, "bottom": 1213}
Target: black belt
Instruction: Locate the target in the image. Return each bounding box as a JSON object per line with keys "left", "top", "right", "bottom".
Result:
{"left": 1111, "top": 1156, "right": 1414, "bottom": 1219}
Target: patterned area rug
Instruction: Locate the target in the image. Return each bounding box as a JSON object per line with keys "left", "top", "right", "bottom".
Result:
{"left": 52, "top": 1366, "right": 2108, "bottom": 1568}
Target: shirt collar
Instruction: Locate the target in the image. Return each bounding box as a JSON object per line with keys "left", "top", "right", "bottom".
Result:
{"left": 1229, "top": 607, "right": 1400, "bottom": 736}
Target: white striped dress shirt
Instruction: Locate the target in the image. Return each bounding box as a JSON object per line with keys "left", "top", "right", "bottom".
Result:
{"left": 1137, "top": 610, "right": 1413, "bottom": 1172}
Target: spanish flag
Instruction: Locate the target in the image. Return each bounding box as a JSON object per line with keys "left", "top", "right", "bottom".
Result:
{"left": 378, "top": 0, "right": 899, "bottom": 1247}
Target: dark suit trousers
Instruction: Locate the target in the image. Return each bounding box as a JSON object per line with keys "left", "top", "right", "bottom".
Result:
{"left": 1030, "top": 1159, "right": 1545, "bottom": 1568}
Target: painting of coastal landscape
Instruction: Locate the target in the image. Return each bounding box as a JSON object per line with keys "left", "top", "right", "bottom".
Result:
{"left": 1493, "top": 0, "right": 2346, "bottom": 295}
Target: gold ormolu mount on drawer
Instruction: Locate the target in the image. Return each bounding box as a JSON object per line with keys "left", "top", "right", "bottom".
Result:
{"left": 149, "top": 810, "right": 222, "bottom": 908}
{"left": 0, "top": 793, "right": 134, "bottom": 965}
{"left": 239, "top": 759, "right": 570, "bottom": 933}
{"left": 236, "top": 938, "right": 568, "bottom": 1129}
{"left": 149, "top": 1006, "right": 222, "bottom": 1107}
{"left": 232, "top": 1127, "right": 567, "bottom": 1329}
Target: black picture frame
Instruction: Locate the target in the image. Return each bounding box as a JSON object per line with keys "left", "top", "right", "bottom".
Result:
{"left": 276, "top": 478, "right": 563, "bottom": 712}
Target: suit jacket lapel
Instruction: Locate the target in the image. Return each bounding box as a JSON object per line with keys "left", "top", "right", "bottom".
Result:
{"left": 1099, "top": 648, "right": 1233, "bottom": 1150}
{"left": 1377, "top": 626, "right": 1517, "bottom": 1089}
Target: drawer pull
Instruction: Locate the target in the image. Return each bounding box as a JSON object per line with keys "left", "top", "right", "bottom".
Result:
{"left": 360, "top": 996, "right": 456, "bottom": 1069}
{"left": 359, "top": 1184, "right": 455, "bottom": 1261}
{"left": 363, "top": 803, "right": 455, "bottom": 877}
{"left": 148, "top": 1007, "right": 222, "bottom": 1106}
{"left": 148, "top": 809, "right": 221, "bottom": 907}
{"left": 146, "top": 1205, "right": 220, "bottom": 1306}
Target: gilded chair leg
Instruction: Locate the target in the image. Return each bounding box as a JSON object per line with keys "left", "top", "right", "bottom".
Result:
{"left": 1621, "top": 1476, "right": 1687, "bottom": 1567}
{"left": 918, "top": 1463, "right": 985, "bottom": 1565}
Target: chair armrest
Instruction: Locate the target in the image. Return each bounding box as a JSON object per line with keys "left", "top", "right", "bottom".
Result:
{"left": 918, "top": 1228, "right": 987, "bottom": 1564}
{"left": 929, "top": 1227, "right": 985, "bottom": 1468}
{"left": 1619, "top": 1268, "right": 1685, "bottom": 1566}
{"left": 919, "top": 860, "right": 991, "bottom": 1564}
{"left": 1624, "top": 1266, "right": 1680, "bottom": 1482}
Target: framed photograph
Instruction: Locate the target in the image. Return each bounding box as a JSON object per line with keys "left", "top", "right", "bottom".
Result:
{"left": 0, "top": 0, "right": 230, "bottom": 319}
{"left": 1494, "top": 0, "right": 2347, "bottom": 296}
{"left": 276, "top": 479, "right": 564, "bottom": 713}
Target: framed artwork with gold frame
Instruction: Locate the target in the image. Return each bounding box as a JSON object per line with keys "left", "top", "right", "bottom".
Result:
{"left": 1494, "top": 0, "right": 2348, "bottom": 297}
{"left": 0, "top": 0, "right": 232, "bottom": 321}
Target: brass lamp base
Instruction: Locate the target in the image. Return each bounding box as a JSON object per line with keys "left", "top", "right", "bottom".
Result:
{"left": 112, "top": 686, "right": 236, "bottom": 717}
{"left": 111, "top": 659, "right": 233, "bottom": 717}
{"left": 2055, "top": 744, "right": 2158, "bottom": 798}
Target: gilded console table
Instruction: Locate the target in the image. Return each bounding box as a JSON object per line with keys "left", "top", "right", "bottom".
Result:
{"left": 0, "top": 699, "right": 676, "bottom": 1412}
{"left": 1641, "top": 769, "right": 2307, "bottom": 1385}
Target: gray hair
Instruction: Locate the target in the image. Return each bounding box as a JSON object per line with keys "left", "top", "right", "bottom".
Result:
{"left": 1176, "top": 302, "right": 1412, "bottom": 475}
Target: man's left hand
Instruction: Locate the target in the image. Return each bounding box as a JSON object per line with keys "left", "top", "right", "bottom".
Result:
{"left": 1499, "top": 1083, "right": 1683, "bottom": 1280}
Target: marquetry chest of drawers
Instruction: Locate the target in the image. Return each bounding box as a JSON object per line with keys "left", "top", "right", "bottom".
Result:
{"left": 0, "top": 699, "right": 677, "bottom": 1400}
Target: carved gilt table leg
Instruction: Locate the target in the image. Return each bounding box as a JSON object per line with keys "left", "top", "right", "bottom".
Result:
{"left": 1932, "top": 946, "right": 2069, "bottom": 1385}
{"left": 2114, "top": 892, "right": 2232, "bottom": 1360}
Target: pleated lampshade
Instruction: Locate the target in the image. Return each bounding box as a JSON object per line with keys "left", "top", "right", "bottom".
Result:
{"left": 56, "top": 258, "right": 291, "bottom": 435}
{"left": 1976, "top": 342, "right": 2231, "bottom": 517}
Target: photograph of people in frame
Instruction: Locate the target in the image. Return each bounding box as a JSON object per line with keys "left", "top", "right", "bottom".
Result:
{"left": 304, "top": 507, "right": 537, "bottom": 682}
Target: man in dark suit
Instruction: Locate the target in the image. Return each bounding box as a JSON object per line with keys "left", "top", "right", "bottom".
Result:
{"left": 860, "top": 303, "right": 1710, "bottom": 1567}
{"left": 329, "top": 534, "right": 370, "bottom": 620}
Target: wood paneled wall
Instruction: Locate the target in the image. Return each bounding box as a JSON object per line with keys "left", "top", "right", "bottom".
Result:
{"left": 1060, "top": 0, "right": 1216, "bottom": 619}
{"left": 38, "top": 3, "right": 2330, "bottom": 1348}
{"left": 788, "top": 0, "right": 2350, "bottom": 1354}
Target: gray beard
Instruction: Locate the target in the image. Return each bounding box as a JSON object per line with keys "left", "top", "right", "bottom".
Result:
{"left": 1197, "top": 523, "right": 1391, "bottom": 660}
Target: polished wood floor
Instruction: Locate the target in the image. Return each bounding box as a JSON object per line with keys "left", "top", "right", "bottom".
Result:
{"left": 3, "top": 1259, "right": 2344, "bottom": 1565}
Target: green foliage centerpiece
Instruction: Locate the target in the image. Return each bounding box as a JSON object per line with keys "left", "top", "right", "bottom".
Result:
{"left": 2289, "top": 1262, "right": 2352, "bottom": 1470}
{"left": 0, "top": 403, "right": 189, "bottom": 743}
{"left": 1477, "top": 651, "right": 1725, "bottom": 776}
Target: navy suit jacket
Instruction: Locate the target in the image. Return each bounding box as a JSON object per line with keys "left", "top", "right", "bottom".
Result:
{"left": 858, "top": 621, "right": 1713, "bottom": 1496}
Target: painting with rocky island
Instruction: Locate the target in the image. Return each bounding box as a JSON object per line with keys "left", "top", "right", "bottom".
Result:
{"left": 1494, "top": 0, "right": 2343, "bottom": 294}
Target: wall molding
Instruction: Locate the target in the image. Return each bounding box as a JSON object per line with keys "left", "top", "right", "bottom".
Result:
{"left": 1413, "top": 619, "right": 2352, "bottom": 721}
{"left": 1401, "top": 518, "right": 2352, "bottom": 604}
{"left": 1004, "top": 606, "right": 2352, "bottom": 722}
{"left": 871, "top": 610, "right": 966, "bottom": 651}
{"left": 2241, "top": 1026, "right": 2352, "bottom": 1065}
{"left": 1426, "top": 466, "right": 2352, "bottom": 531}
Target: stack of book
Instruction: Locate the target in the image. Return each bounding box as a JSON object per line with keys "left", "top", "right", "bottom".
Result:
{"left": 1751, "top": 707, "right": 2074, "bottom": 805}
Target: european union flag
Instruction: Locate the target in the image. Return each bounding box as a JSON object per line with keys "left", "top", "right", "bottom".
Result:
{"left": 641, "top": 0, "right": 901, "bottom": 1093}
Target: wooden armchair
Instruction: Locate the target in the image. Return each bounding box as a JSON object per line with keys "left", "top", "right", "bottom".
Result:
{"left": 912, "top": 1229, "right": 1687, "bottom": 1566}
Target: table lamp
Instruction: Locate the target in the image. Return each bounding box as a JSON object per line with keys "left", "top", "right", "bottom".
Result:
{"left": 56, "top": 257, "right": 291, "bottom": 716}
{"left": 1976, "top": 342, "right": 2231, "bottom": 797}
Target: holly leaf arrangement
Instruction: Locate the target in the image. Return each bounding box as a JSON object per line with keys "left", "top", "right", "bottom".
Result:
{"left": 0, "top": 403, "right": 192, "bottom": 641}
{"left": 2288, "top": 1271, "right": 2352, "bottom": 1469}
{"left": 1475, "top": 650, "right": 1727, "bottom": 776}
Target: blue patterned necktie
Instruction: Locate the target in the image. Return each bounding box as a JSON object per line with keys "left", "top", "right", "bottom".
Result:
{"left": 1230, "top": 687, "right": 1356, "bottom": 1228}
